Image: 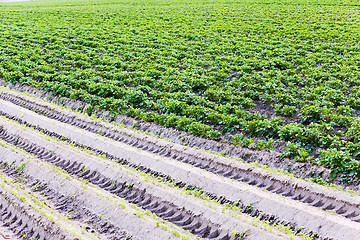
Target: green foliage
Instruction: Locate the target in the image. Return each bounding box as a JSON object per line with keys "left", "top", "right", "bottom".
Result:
{"left": 1, "top": 0, "right": 360, "bottom": 178}
{"left": 255, "top": 139, "right": 276, "bottom": 151}
{"left": 300, "top": 104, "right": 332, "bottom": 124}
{"left": 280, "top": 142, "right": 309, "bottom": 162}
{"left": 254, "top": 140, "right": 266, "bottom": 151}
{"left": 242, "top": 137, "right": 254, "bottom": 148}
{"left": 274, "top": 104, "right": 297, "bottom": 117}
{"left": 229, "top": 133, "right": 253, "bottom": 147}
{"left": 318, "top": 149, "right": 358, "bottom": 178}
{"left": 187, "top": 122, "right": 211, "bottom": 138}
{"left": 346, "top": 120, "right": 360, "bottom": 144}
{"left": 230, "top": 134, "right": 244, "bottom": 145}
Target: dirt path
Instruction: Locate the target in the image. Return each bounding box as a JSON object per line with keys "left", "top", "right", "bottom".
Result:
{"left": 0, "top": 86, "right": 359, "bottom": 239}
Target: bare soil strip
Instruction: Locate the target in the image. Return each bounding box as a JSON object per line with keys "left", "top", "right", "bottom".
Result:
{"left": 0, "top": 121, "right": 292, "bottom": 239}
{"left": 0, "top": 155, "right": 134, "bottom": 240}
{"left": 0, "top": 225, "right": 15, "bottom": 240}
{"left": 0, "top": 128, "right": 233, "bottom": 240}
{"left": 0, "top": 88, "right": 360, "bottom": 239}
{"left": 0, "top": 142, "right": 194, "bottom": 240}
{"left": 0, "top": 169, "right": 103, "bottom": 240}
{"left": 0, "top": 110, "right": 314, "bottom": 238}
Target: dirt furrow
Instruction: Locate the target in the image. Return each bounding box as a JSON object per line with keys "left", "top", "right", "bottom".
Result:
{"left": 0, "top": 142, "right": 197, "bottom": 240}
{"left": 0, "top": 130, "right": 232, "bottom": 240}
{"left": 0, "top": 121, "right": 295, "bottom": 240}
{"left": 0, "top": 168, "right": 103, "bottom": 240}
{"left": 0, "top": 162, "right": 134, "bottom": 240}
{"left": 0, "top": 111, "right": 320, "bottom": 238}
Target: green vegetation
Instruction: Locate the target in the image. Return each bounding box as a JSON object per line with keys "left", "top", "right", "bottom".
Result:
{"left": 1, "top": 0, "right": 360, "bottom": 178}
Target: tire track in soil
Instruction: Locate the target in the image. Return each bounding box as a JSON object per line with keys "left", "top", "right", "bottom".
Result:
{"left": 0, "top": 225, "right": 17, "bottom": 240}
{"left": 0, "top": 89, "right": 359, "bottom": 239}
{"left": 0, "top": 203, "right": 39, "bottom": 240}
{"left": 0, "top": 162, "right": 133, "bottom": 240}
{"left": 0, "top": 128, "right": 234, "bottom": 240}
{"left": 0, "top": 127, "right": 296, "bottom": 239}
{"left": 0, "top": 142, "right": 198, "bottom": 240}
{"left": 0, "top": 105, "right": 324, "bottom": 240}
{"left": 0, "top": 170, "right": 104, "bottom": 240}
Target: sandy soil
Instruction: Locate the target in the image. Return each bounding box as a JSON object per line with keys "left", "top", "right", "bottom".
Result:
{"left": 0, "top": 225, "right": 14, "bottom": 240}
{"left": 0, "top": 144, "right": 181, "bottom": 240}
{"left": 0, "top": 124, "right": 293, "bottom": 240}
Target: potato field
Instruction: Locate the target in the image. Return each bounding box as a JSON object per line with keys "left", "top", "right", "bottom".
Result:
{"left": 0, "top": 0, "right": 359, "bottom": 239}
